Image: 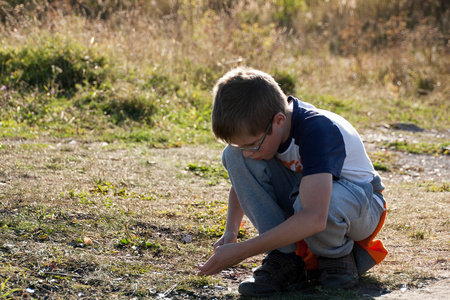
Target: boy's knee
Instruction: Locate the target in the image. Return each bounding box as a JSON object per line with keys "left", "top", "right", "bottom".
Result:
{"left": 222, "top": 145, "right": 241, "bottom": 169}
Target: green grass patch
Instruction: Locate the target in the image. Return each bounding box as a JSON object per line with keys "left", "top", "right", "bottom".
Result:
{"left": 198, "top": 222, "right": 249, "bottom": 240}
{"left": 417, "top": 181, "right": 450, "bottom": 192}
{"left": 180, "top": 275, "right": 222, "bottom": 290}
{"left": 0, "top": 277, "right": 21, "bottom": 299}
{"left": 410, "top": 229, "right": 426, "bottom": 240}
{"left": 0, "top": 35, "right": 110, "bottom": 94}
{"left": 385, "top": 141, "right": 450, "bottom": 155}
{"left": 0, "top": 34, "right": 217, "bottom": 146}
{"left": 187, "top": 163, "right": 229, "bottom": 182}
{"left": 373, "top": 162, "right": 390, "bottom": 172}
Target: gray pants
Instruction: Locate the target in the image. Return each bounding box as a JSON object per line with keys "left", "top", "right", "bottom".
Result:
{"left": 222, "top": 146, "right": 386, "bottom": 259}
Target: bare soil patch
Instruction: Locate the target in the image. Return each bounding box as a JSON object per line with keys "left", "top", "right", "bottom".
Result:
{"left": 0, "top": 126, "right": 449, "bottom": 299}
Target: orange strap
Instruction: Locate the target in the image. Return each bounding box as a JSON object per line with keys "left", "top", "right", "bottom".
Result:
{"left": 354, "top": 204, "right": 388, "bottom": 264}
{"left": 295, "top": 240, "right": 318, "bottom": 271}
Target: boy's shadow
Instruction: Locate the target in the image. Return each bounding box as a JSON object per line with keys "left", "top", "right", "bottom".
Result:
{"left": 234, "top": 274, "right": 389, "bottom": 299}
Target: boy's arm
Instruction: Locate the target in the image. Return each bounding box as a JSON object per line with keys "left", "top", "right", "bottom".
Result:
{"left": 214, "top": 187, "right": 244, "bottom": 249}
{"left": 199, "top": 173, "right": 332, "bottom": 275}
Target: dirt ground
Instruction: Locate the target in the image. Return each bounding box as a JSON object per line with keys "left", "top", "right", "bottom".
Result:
{"left": 154, "top": 125, "right": 450, "bottom": 299}
{"left": 354, "top": 127, "right": 450, "bottom": 299}
{"left": 0, "top": 124, "right": 449, "bottom": 299}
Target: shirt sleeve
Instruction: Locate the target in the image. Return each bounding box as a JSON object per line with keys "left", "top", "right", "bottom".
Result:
{"left": 296, "top": 114, "right": 346, "bottom": 178}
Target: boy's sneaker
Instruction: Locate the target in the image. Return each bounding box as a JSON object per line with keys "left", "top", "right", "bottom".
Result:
{"left": 318, "top": 252, "right": 359, "bottom": 290}
{"left": 238, "top": 250, "right": 307, "bottom": 297}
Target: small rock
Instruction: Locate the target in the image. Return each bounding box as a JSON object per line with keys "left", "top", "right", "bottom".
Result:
{"left": 182, "top": 235, "right": 192, "bottom": 243}
{"left": 2, "top": 244, "right": 14, "bottom": 250}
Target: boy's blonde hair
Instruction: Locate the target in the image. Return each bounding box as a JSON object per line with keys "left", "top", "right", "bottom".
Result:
{"left": 212, "top": 67, "right": 288, "bottom": 143}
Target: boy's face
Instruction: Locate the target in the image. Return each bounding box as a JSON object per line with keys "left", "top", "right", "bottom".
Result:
{"left": 229, "top": 113, "right": 287, "bottom": 160}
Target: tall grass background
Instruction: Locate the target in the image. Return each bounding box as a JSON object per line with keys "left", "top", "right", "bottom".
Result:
{"left": 1, "top": 0, "right": 449, "bottom": 145}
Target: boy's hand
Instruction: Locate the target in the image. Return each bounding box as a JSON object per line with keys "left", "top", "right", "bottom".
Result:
{"left": 198, "top": 242, "right": 245, "bottom": 275}
{"left": 214, "top": 231, "right": 238, "bottom": 250}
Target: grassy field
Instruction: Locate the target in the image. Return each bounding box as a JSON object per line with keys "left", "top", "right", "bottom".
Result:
{"left": 0, "top": 0, "right": 449, "bottom": 299}
{"left": 1, "top": 0, "right": 449, "bottom": 143}
{"left": 0, "top": 137, "right": 449, "bottom": 299}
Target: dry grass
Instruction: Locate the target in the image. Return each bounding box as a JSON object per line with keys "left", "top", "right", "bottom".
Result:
{"left": 2, "top": 1, "right": 448, "bottom": 134}
{"left": 2, "top": 1, "right": 448, "bottom": 98}
{"left": 0, "top": 133, "right": 449, "bottom": 299}
{"left": 0, "top": 140, "right": 232, "bottom": 298}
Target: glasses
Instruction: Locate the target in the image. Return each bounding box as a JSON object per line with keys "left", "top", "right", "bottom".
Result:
{"left": 229, "top": 121, "right": 272, "bottom": 152}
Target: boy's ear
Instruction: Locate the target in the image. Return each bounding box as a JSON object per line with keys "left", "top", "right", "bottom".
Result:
{"left": 273, "top": 112, "right": 286, "bottom": 128}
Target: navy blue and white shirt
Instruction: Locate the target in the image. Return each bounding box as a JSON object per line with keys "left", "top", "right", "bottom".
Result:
{"left": 276, "top": 97, "right": 377, "bottom": 184}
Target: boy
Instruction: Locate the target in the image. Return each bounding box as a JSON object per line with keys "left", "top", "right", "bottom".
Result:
{"left": 198, "top": 67, "right": 387, "bottom": 297}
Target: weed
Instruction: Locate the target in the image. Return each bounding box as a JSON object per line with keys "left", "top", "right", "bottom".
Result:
{"left": 410, "top": 230, "right": 425, "bottom": 240}
{"left": 180, "top": 275, "right": 222, "bottom": 289}
{"left": 0, "top": 277, "right": 20, "bottom": 299}
{"left": 102, "top": 197, "right": 114, "bottom": 209}
{"left": 198, "top": 223, "right": 249, "bottom": 239}
{"left": 417, "top": 181, "right": 450, "bottom": 192}
{"left": 385, "top": 140, "right": 450, "bottom": 155}
{"left": 187, "top": 163, "right": 229, "bottom": 181}
{"left": 373, "top": 162, "right": 390, "bottom": 172}
{"left": 140, "top": 241, "right": 161, "bottom": 251}
{"left": 45, "top": 162, "right": 64, "bottom": 170}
